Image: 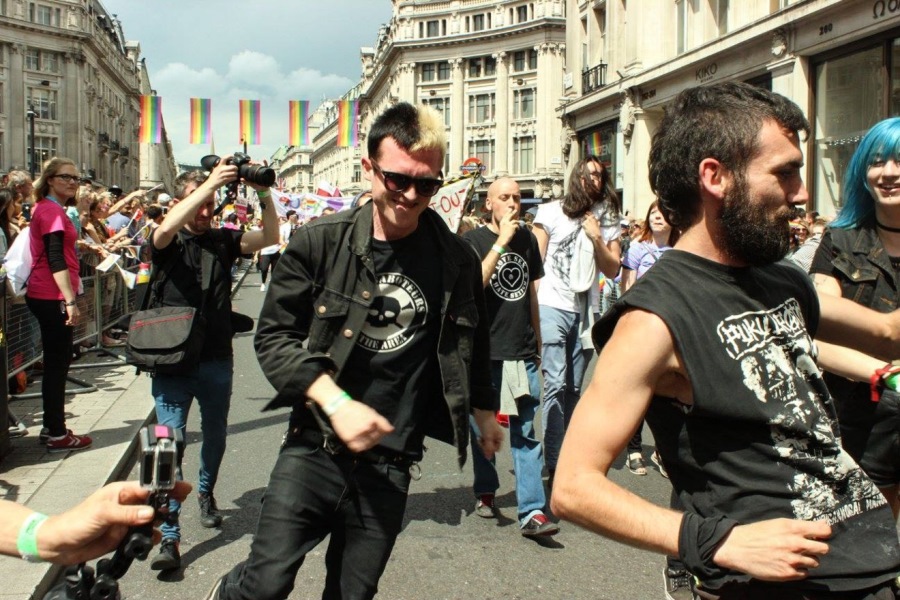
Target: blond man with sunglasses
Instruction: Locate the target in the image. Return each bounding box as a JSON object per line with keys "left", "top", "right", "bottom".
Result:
{"left": 211, "top": 102, "right": 502, "bottom": 600}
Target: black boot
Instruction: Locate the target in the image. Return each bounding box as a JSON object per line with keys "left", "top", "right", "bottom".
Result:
{"left": 150, "top": 538, "right": 181, "bottom": 571}
{"left": 198, "top": 492, "right": 223, "bottom": 528}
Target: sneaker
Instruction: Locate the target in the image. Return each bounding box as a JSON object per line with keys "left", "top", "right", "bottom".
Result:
{"left": 627, "top": 452, "right": 648, "bottom": 476}
{"left": 652, "top": 450, "right": 669, "bottom": 479}
{"left": 474, "top": 493, "right": 496, "bottom": 518}
{"left": 664, "top": 567, "right": 694, "bottom": 600}
{"left": 260, "top": 283, "right": 266, "bottom": 292}
{"left": 198, "top": 492, "right": 223, "bottom": 528}
{"left": 46, "top": 430, "right": 92, "bottom": 453}
{"left": 521, "top": 512, "right": 560, "bottom": 538}
{"left": 150, "top": 539, "right": 181, "bottom": 571}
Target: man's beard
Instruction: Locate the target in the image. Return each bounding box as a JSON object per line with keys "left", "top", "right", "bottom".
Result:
{"left": 720, "top": 175, "right": 792, "bottom": 266}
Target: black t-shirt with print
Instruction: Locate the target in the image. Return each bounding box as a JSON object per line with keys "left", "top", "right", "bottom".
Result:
{"left": 462, "top": 225, "right": 543, "bottom": 360}
{"left": 150, "top": 228, "right": 243, "bottom": 360}
{"left": 337, "top": 226, "right": 444, "bottom": 459}
{"left": 593, "top": 250, "right": 900, "bottom": 593}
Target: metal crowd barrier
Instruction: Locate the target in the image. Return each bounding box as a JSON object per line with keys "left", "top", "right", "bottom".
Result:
{"left": 6, "top": 262, "right": 141, "bottom": 400}
{"left": 5, "top": 253, "right": 251, "bottom": 418}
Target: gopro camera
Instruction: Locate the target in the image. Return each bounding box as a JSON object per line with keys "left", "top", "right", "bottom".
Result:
{"left": 139, "top": 424, "right": 182, "bottom": 496}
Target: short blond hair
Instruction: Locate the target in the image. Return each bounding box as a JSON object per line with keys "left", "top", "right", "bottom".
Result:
{"left": 367, "top": 102, "right": 447, "bottom": 167}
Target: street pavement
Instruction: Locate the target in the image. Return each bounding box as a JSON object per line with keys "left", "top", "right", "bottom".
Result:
{"left": 11, "top": 271, "right": 675, "bottom": 600}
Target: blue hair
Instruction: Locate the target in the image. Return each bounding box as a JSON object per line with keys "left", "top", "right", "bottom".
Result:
{"left": 833, "top": 117, "right": 900, "bottom": 228}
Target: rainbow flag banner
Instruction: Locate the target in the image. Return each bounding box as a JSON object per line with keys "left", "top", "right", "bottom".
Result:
{"left": 139, "top": 95, "right": 163, "bottom": 144}
{"left": 189, "top": 98, "right": 212, "bottom": 144}
{"left": 337, "top": 100, "right": 360, "bottom": 148}
{"left": 585, "top": 131, "right": 604, "bottom": 157}
{"left": 239, "top": 99, "right": 261, "bottom": 145}
{"left": 289, "top": 100, "right": 310, "bottom": 146}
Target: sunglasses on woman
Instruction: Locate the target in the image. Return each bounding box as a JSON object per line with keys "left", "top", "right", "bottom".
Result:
{"left": 371, "top": 161, "right": 443, "bottom": 197}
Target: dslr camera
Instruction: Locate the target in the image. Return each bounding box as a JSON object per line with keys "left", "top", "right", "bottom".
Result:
{"left": 200, "top": 152, "right": 276, "bottom": 201}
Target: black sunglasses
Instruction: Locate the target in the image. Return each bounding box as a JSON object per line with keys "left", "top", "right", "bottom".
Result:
{"left": 371, "top": 161, "right": 443, "bottom": 197}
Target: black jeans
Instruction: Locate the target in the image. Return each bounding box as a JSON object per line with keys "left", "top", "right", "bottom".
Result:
{"left": 218, "top": 439, "right": 411, "bottom": 600}
{"left": 25, "top": 297, "right": 73, "bottom": 436}
{"left": 258, "top": 252, "right": 280, "bottom": 284}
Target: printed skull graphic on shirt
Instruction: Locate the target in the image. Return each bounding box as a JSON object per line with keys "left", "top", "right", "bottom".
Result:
{"left": 357, "top": 273, "right": 428, "bottom": 353}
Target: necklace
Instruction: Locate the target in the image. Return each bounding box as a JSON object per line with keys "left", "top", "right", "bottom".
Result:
{"left": 876, "top": 217, "right": 900, "bottom": 233}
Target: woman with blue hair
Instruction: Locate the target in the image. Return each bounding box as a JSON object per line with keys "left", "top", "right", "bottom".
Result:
{"left": 811, "top": 117, "right": 900, "bottom": 520}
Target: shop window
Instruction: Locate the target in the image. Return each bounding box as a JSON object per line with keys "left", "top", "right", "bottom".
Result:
{"left": 813, "top": 46, "right": 883, "bottom": 215}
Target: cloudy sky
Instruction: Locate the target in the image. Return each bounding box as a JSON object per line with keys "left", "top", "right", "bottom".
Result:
{"left": 103, "top": 0, "right": 393, "bottom": 165}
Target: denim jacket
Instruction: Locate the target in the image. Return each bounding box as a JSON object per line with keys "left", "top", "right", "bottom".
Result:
{"left": 812, "top": 221, "right": 899, "bottom": 402}
{"left": 254, "top": 203, "right": 497, "bottom": 467}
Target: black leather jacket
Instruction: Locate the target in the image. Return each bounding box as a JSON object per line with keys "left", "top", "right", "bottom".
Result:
{"left": 255, "top": 203, "right": 497, "bottom": 467}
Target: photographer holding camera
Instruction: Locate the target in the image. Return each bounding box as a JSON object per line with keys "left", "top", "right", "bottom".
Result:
{"left": 147, "top": 156, "right": 278, "bottom": 572}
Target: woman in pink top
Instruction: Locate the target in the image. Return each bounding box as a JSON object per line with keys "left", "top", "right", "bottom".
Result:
{"left": 25, "top": 157, "right": 92, "bottom": 452}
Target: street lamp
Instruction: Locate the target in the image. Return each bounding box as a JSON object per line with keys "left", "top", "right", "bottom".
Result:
{"left": 26, "top": 102, "right": 36, "bottom": 179}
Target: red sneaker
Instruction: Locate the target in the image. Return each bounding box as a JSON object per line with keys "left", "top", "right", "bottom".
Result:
{"left": 46, "top": 431, "right": 92, "bottom": 453}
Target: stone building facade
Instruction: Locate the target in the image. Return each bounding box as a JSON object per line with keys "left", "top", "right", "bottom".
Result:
{"left": 0, "top": 0, "right": 174, "bottom": 192}
{"left": 307, "top": 0, "right": 568, "bottom": 203}
{"left": 563, "top": 0, "right": 900, "bottom": 219}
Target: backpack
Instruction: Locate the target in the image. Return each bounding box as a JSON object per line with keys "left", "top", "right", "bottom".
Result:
{"left": 4, "top": 227, "right": 33, "bottom": 297}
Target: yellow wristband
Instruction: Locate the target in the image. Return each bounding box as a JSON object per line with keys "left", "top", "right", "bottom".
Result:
{"left": 17, "top": 512, "right": 47, "bottom": 563}
{"left": 323, "top": 391, "right": 351, "bottom": 417}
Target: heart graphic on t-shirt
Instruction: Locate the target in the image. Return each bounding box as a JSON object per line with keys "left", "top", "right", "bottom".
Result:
{"left": 501, "top": 268, "right": 524, "bottom": 290}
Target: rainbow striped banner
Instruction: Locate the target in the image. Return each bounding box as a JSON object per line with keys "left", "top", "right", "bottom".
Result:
{"left": 337, "top": 100, "right": 360, "bottom": 148}
{"left": 288, "top": 100, "right": 310, "bottom": 146}
{"left": 139, "top": 95, "right": 163, "bottom": 144}
{"left": 585, "top": 131, "right": 604, "bottom": 157}
{"left": 239, "top": 99, "right": 261, "bottom": 145}
{"left": 189, "top": 98, "right": 212, "bottom": 144}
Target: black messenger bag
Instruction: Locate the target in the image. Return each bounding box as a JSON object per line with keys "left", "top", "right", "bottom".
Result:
{"left": 125, "top": 235, "right": 214, "bottom": 375}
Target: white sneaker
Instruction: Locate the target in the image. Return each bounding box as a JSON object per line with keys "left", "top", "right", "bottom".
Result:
{"left": 260, "top": 283, "right": 266, "bottom": 292}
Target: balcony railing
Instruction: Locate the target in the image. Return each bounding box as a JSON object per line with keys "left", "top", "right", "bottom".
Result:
{"left": 582, "top": 62, "right": 607, "bottom": 94}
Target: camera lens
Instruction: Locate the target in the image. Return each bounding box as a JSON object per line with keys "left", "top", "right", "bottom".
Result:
{"left": 239, "top": 163, "right": 276, "bottom": 187}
